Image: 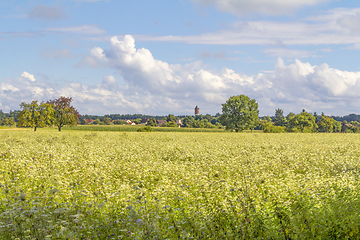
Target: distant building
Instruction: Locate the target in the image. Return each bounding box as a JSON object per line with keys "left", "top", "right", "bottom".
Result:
{"left": 157, "top": 120, "right": 167, "bottom": 127}
{"left": 139, "top": 118, "right": 149, "bottom": 125}
{"left": 176, "top": 118, "right": 182, "bottom": 127}
{"left": 195, "top": 106, "right": 199, "bottom": 115}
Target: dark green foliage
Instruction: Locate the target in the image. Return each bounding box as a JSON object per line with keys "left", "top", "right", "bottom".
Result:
{"left": 220, "top": 95, "right": 259, "bottom": 132}
{"left": 137, "top": 126, "right": 152, "bottom": 132}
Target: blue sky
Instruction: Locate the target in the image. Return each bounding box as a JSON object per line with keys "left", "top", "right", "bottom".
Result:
{"left": 1, "top": 0, "right": 360, "bottom": 116}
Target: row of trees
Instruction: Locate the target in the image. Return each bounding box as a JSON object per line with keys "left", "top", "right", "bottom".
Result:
{"left": 17, "top": 97, "right": 80, "bottom": 131}
{"left": 219, "top": 95, "right": 350, "bottom": 133}
{"left": 8, "top": 94, "right": 359, "bottom": 133}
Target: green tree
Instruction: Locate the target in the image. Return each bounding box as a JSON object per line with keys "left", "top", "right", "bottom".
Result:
{"left": 166, "top": 114, "right": 176, "bottom": 123}
{"left": 47, "top": 96, "right": 80, "bottom": 131}
{"left": 146, "top": 118, "right": 157, "bottom": 127}
{"left": 274, "top": 109, "right": 287, "bottom": 126}
{"left": 3, "top": 117, "right": 15, "bottom": 126}
{"left": 219, "top": 95, "right": 259, "bottom": 132}
{"left": 333, "top": 120, "right": 341, "bottom": 132}
{"left": 113, "top": 119, "right": 126, "bottom": 125}
{"left": 289, "top": 111, "right": 317, "bottom": 133}
{"left": 93, "top": 119, "right": 102, "bottom": 125}
{"left": 80, "top": 119, "right": 87, "bottom": 125}
{"left": 260, "top": 117, "right": 272, "bottom": 133}
{"left": 101, "top": 117, "right": 111, "bottom": 125}
{"left": 182, "top": 116, "right": 195, "bottom": 128}
{"left": 17, "top": 101, "right": 54, "bottom": 131}
{"left": 318, "top": 116, "right": 334, "bottom": 133}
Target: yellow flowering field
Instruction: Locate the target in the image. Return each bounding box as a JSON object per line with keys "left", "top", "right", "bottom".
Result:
{"left": 0, "top": 130, "right": 360, "bottom": 239}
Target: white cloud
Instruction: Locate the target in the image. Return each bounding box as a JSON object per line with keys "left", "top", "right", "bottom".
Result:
{"left": 2, "top": 36, "right": 360, "bottom": 116}
{"left": 134, "top": 8, "right": 360, "bottom": 46}
{"left": 191, "top": 0, "right": 330, "bottom": 16}
{"left": 20, "top": 72, "right": 36, "bottom": 82}
{"left": 28, "top": 4, "right": 66, "bottom": 20}
{"left": 46, "top": 25, "right": 106, "bottom": 35}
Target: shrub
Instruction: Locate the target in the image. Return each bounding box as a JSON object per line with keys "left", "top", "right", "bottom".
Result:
{"left": 137, "top": 126, "right": 153, "bottom": 132}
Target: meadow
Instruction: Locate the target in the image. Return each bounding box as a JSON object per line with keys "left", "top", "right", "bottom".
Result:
{"left": 62, "top": 125, "right": 224, "bottom": 132}
{"left": 0, "top": 130, "right": 359, "bottom": 239}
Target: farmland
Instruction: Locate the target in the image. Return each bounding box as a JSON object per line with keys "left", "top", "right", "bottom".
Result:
{"left": 0, "top": 130, "right": 360, "bottom": 239}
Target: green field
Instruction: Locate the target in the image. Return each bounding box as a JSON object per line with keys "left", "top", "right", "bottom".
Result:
{"left": 0, "top": 130, "right": 359, "bottom": 239}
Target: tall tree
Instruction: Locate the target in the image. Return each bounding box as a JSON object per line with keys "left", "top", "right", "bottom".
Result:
{"left": 289, "top": 111, "right": 317, "bottom": 133}
{"left": 146, "top": 118, "right": 157, "bottom": 127}
{"left": 166, "top": 114, "right": 176, "bottom": 123}
{"left": 274, "top": 109, "right": 287, "bottom": 126}
{"left": 17, "top": 101, "right": 54, "bottom": 131}
{"left": 318, "top": 116, "right": 334, "bottom": 133}
{"left": 219, "top": 95, "right": 259, "bottom": 132}
{"left": 47, "top": 96, "right": 80, "bottom": 131}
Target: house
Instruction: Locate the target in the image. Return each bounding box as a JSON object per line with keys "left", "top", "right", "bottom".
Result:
{"left": 156, "top": 120, "right": 167, "bottom": 127}
{"left": 139, "top": 118, "right": 149, "bottom": 125}
{"left": 342, "top": 124, "right": 360, "bottom": 132}
{"left": 175, "top": 119, "right": 182, "bottom": 127}
{"left": 84, "top": 119, "right": 94, "bottom": 124}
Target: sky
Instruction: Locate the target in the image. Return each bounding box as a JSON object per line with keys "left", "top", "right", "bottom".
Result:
{"left": 1, "top": 0, "right": 360, "bottom": 116}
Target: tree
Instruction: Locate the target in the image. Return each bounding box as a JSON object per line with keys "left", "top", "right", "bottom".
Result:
{"left": 333, "top": 120, "right": 341, "bottom": 132}
{"left": 182, "top": 116, "right": 195, "bottom": 128}
{"left": 17, "top": 101, "right": 54, "bottom": 131}
{"left": 47, "top": 96, "right": 80, "bottom": 131}
{"left": 219, "top": 95, "right": 259, "bottom": 132}
{"left": 274, "top": 109, "right": 287, "bottom": 126}
{"left": 0, "top": 117, "right": 15, "bottom": 126}
{"left": 166, "top": 114, "right": 176, "bottom": 122}
{"left": 260, "top": 116, "right": 272, "bottom": 133}
{"left": 93, "top": 119, "right": 102, "bottom": 125}
{"left": 318, "top": 116, "right": 334, "bottom": 133}
{"left": 146, "top": 118, "right": 157, "bottom": 127}
{"left": 289, "top": 111, "right": 317, "bottom": 133}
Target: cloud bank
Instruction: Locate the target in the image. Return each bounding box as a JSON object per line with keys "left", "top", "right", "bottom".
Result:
{"left": 2, "top": 35, "right": 360, "bottom": 116}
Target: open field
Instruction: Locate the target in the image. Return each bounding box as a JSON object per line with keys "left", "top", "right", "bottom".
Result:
{"left": 0, "top": 130, "right": 360, "bottom": 239}
{"left": 62, "top": 125, "right": 225, "bottom": 132}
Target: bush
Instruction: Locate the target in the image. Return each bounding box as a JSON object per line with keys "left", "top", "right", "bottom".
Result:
{"left": 137, "top": 126, "right": 152, "bottom": 132}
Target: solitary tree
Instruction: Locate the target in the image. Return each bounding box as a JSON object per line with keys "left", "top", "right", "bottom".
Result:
{"left": 47, "top": 96, "right": 80, "bottom": 131}
{"left": 17, "top": 101, "right": 54, "bottom": 131}
{"left": 219, "top": 95, "right": 259, "bottom": 132}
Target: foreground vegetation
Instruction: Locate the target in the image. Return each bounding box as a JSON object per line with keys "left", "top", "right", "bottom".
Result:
{"left": 0, "top": 131, "right": 360, "bottom": 239}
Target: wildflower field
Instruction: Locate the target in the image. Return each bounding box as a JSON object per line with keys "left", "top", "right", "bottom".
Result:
{"left": 0, "top": 130, "right": 360, "bottom": 239}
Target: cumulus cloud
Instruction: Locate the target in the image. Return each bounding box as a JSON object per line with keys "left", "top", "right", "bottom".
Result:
{"left": 28, "top": 4, "right": 66, "bottom": 20}
{"left": 190, "top": 0, "right": 330, "bottom": 16}
{"left": 20, "top": 72, "right": 36, "bottom": 82}
{"left": 2, "top": 36, "right": 360, "bottom": 116}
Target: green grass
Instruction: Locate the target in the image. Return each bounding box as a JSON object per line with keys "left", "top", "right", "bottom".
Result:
{"left": 62, "top": 124, "right": 225, "bottom": 132}
{"left": 0, "top": 131, "right": 360, "bottom": 239}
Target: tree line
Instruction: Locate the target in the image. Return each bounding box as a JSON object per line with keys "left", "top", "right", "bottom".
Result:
{"left": 219, "top": 95, "right": 356, "bottom": 133}
{"left": 2, "top": 94, "right": 360, "bottom": 132}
